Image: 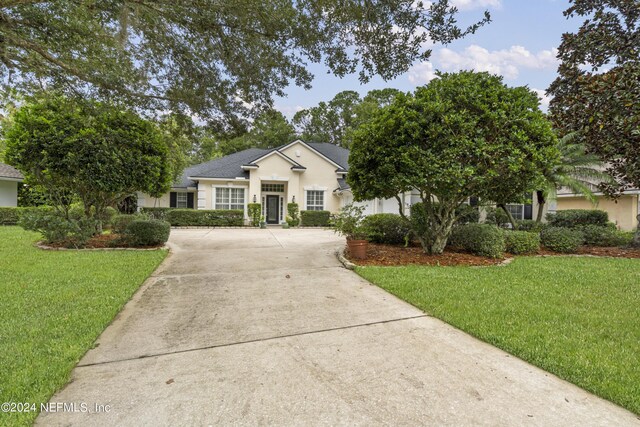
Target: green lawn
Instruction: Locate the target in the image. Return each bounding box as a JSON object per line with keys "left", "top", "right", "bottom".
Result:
{"left": 357, "top": 257, "right": 640, "bottom": 415}
{"left": 0, "top": 227, "right": 167, "bottom": 427}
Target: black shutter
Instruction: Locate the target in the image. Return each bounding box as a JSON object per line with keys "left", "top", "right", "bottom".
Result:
{"left": 169, "top": 192, "right": 177, "bottom": 208}
{"left": 187, "top": 192, "right": 194, "bottom": 209}
{"left": 524, "top": 203, "right": 533, "bottom": 220}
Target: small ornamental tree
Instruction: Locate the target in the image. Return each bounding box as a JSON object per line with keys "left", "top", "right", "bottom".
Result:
{"left": 348, "top": 71, "right": 558, "bottom": 254}
{"left": 5, "top": 95, "right": 172, "bottom": 232}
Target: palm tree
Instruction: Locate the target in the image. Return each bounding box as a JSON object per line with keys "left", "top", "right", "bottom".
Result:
{"left": 536, "top": 132, "right": 613, "bottom": 222}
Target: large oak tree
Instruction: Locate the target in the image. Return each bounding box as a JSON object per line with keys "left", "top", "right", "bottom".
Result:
{"left": 0, "top": 0, "right": 489, "bottom": 123}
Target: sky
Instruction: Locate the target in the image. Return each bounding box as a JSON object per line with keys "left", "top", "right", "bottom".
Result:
{"left": 273, "top": 0, "right": 583, "bottom": 117}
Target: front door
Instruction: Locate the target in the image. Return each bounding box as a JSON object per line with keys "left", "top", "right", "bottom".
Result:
{"left": 266, "top": 195, "right": 279, "bottom": 224}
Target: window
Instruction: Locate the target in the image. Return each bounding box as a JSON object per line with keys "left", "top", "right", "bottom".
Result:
{"left": 261, "top": 183, "right": 285, "bottom": 193}
{"left": 215, "top": 187, "right": 245, "bottom": 210}
{"left": 306, "top": 190, "right": 324, "bottom": 211}
{"left": 176, "top": 192, "right": 188, "bottom": 208}
{"left": 506, "top": 204, "right": 524, "bottom": 220}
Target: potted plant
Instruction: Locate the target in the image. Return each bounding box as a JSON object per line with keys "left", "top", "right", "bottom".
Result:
{"left": 260, "top": 216, "right": 267, "bottom": 229}
{"left": 333, "top": 204, "right": 369, "bottom": 259}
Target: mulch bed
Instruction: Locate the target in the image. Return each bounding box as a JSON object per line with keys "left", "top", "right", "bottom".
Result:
{"left": 347, "top": 242, "right": 640, "bottom": 267}
{"left": 348, "top": 243, "right": 504, "bottom": 267}
{"left": 42, "top": 233, "right": 163, "bottom": 250}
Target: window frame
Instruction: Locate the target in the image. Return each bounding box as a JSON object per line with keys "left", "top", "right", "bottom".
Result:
{"left": 214, "top": 187, "right": 246, "bottom": 211}
{"left": 306, "top": 190, "right": 325, "bottom": 211}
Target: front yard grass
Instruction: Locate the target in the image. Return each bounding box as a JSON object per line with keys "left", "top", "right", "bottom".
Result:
{"left": 357, "top": 256, "right": 640, "bottom": 415}
{"left": 0, "top": 226, "right": 167, "bottom": 426}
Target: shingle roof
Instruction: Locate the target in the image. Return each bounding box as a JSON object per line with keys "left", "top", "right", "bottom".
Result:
{"left": 337, "top": 178, "right": 350, "bottom": 191}
{"left": 0, "top": 163, "right": 23, "bottom": 180}
{"left": 174, "top": 141, "right": 350, "bottom": 187}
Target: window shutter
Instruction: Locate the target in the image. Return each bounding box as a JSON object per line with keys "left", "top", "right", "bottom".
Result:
{"left": 187, "top": 193, "right": 194, "bottom": 209}
{"left": 524, "top": 203, "right": 533, "bottom": 220}
{"left": 169, "top": 192, "right": 177, "bottom": 208}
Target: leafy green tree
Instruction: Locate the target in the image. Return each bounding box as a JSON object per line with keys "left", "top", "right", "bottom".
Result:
{"left": 348, "top": 72, "right": 558, "bottom": 254}
{"left": 5, "top": 95, "right": 171, "bottom": 231}
{"left": 535, "top": 132, "right": 613, "bottom": 222}
{"left": 294, "top": 88, "right": 402, "bottom": 147}
{"left": 548, "top": 0, "right": 639, "bottom": 196}
{"left": 0, "top": 0, "right": 489, "bottom": 122}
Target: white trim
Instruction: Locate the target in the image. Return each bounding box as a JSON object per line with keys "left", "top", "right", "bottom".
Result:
{"left": 0, "top": 177, "right": 23, "bottom": 182}
{"left": 188, "top": 176, "right": 247, "bottom": 180}
{"left": 197, "top": 189, "right": 206, "bottom": 209}
{"left": 212, "top": 184, "right": 248, "bottom": 217}
{"left": 304, "top": 189, "right": 326, "bottom": 211}
{"left": 303, "top": 185, "right": 328, "bottom": 191}
{"left": 279, "top": 139, "right": 343, "bottom": 169}
{"left": 259, "top": 176, "right": 289, "bottom": 182}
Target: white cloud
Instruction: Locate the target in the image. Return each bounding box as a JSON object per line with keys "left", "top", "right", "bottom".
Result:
{"left": 450, "top": 0, "right": 501, "bottom": 10}
{"left": 532, "top": 88, "right": 551, "bottom": 112}
{"left": 275, "top": 104, "right": 306, "bottom": 119}
{"left": 436, "top": 44, "right": 558, "bottom": 79}
{"left": 408, "top": 62, "right": 438, "bottom": 84}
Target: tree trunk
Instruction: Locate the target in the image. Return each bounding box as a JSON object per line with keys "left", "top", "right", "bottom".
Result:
{"left": 535, "top": 190, "right": 546, "bottom": 223}
{"left": 418, "top": 208, "right": 456, "bottom": 255}
{"left": 497, "top": 203, "right": 517, "bottom": 229}
{"left": 633, "top": 215, "right": 640, "bottom": 248}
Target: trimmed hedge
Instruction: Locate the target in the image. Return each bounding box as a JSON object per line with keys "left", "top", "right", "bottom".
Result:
{"left": 516, "top": 219, "right": 548, "bottom": 233}
{"left": 301, "top": 210, "right": 331, "bottom": 227}
{"left": 287, "top": 203, "right": 300, "bottom": 227}
{"left": 112, "top": 214, "right": 147, "bottom": 234}
{"left": 448, "top": 223, "right": 505, "bottom": 258}
{"left": 124, "top": 219, "right": 171, "bottom": 246}
{"left": 141, "top": 208, "right": 244, "bottom": 226}
{"left": 577, "top": 224, "right": 634, "bottom": 247}
{"left": 504, "top": 230, "right": 540, "bottom": 254}
{"left": 18, "top": 208, "right": 96, "bottom": 248}
{"left": 362, "top": 213, "right": 411, "bottom": 245}
{"left": 540, "top": 227, "right": 584, "bottom": 253}
{"left": 247, "top": 203, "right": 261, "bottom": 227}
{"left": 0, "top": 207, "right": 21, "bottom": 225}
{"left": 547, "top": 209, "right": 608, "bottom": 228}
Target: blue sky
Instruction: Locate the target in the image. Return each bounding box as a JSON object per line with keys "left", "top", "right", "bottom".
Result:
{"left": 274, "top": 0, "right": 583, "bottom": 117}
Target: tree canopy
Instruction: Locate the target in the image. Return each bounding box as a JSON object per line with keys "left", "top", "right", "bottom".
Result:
{"left": 548, "top": 0, "right": 639, "bottom": 196}
{"left": 4, "top": 95, "right": 171, "bottom": 225}
{"left": 0, "top": 0, "right": 489, "bottom": 123}
{"left": 348, "top": 71, "right": 558, "bottom": 254}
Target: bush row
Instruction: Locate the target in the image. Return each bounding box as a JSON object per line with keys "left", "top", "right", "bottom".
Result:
{"left": 361, "top": 213, "right": 412, "bottom": 245}
{"left": 547, "top": 209, "right": 609, "bottom": 228}
{"left": 449, "top": 224, "right": 506, "bottom": 258}
{"left": 300, "top": 210, "right": 331, "bottom": 227}
{"left": 141, "top": 208, "right": 244, "bottom": 226}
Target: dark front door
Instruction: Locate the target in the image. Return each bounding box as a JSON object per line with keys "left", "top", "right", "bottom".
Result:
{"left": 266, "top": 195, "right": 279, "bottom": 224}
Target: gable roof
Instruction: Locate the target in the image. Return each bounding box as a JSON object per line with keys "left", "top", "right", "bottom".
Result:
{"left": 0, "top": 163, "right": 23, "bottom": 181}
{"left": 175, "top": 141, "right": 350, "bottom": 186}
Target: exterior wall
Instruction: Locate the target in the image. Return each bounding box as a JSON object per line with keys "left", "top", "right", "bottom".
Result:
{"left": 556, "top": 194, "right": 639, "bottom": 231}
{"left": 0, "top": 180, "right": 18, "bottom": 207}
{"left": 137, "top": 189, "right": 198, "bottom": 208}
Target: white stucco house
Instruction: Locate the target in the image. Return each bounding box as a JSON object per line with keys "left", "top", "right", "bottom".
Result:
{"left": 0, "top": 163, "right": 23, "bottom": 207}
{"left": 138, "top": 140, "right": 410, "bottom": 223}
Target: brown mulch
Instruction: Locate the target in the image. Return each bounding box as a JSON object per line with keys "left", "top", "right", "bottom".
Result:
{"left": 43, "top": 233, "right": 163, "bottom": 250}
{"left": 347, "top": 242, "right": 640, "bottom": 267}
{"left": 348, "top": 243, "right": 504, "bottom": 267}
{"left": 538, "top": 246, "right": 640, "bottom": 259}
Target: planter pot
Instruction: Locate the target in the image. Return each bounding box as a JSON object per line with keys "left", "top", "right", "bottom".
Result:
{"left": 282, "top": 223, "right": 290, "bottom": 229}
{"left": 260, "top": 222, "right": 267, "bottom": 229}
{"left": 347, "top": 239, "right": 368, "bottom": 260}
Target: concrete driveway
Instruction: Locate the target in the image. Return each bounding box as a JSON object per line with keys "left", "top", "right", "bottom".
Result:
{"left": 38, "top": 228, "right": 639, "bottom": 426}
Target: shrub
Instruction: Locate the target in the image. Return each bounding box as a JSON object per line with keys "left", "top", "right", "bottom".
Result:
{"left": 504, "top": 230, "right": 540, "bottom": 254}
{"left": 547, "top": 209, "right": 608, "bottom": 228}
{"left": 287, "top": 203, "right": 300, "bottom": 227}
{"left": 448, "top": 223, "right": 505, "bottom": 258}
{"left": 0, "top": 207, "right": 21, "bottom": 225}
{"left": 577, "top": 224, "right": 633, "bottom": 247}
{"left": 455, "top": 204, "right": 480, "bottom": 225}
{"left": 247, "top": 203, "right": 261, "bottom": 227}
{"left": 301, "top": 210, "right": 331, "bottom": 227}
{"left": 516, "top": 219, "right": 548, "bottom": 233}
{"left": 140, "top": 207, "right": 172, "bottom": 221}
{"left": 18, "top": 208, "right": 96, "bottom": 248}
{"left": 362, "top": 213, "right": 412, "bottom": 245}
{"left": 332, "top": 204, "right": 367, "bottom": 240}
{"left": 100, "top": 206, "right": 118, "bottom": 227}
{"left": 165, "top": 209, "right": 244, "bottom": 226}
{"left": 484, "top": 207, "right": 510, "bottom": 227}
{"left": 540, "top": 227, "right": 585, "bottom": 253}
{"left": 124, "top": 219, "right": 171, "bottom": 246}
{"left": 112, "top": 214, "right": 147, "bottom": 234}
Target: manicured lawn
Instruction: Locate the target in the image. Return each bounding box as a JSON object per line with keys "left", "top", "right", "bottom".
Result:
{"left": 0, "top": 227, "right": 167, "bottom": 426}
{"left": 357, "top": 257, "right": 640, "bottom": 415}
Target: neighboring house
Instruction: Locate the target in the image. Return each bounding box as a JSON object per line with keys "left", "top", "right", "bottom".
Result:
{"left": 138, "top": 140, "right": 409, "bottom": 224}
{"left": 0, "top": 163, "right": 23, "bottom": 207}
{"left": 550, "top": 189, "right": 639, "bottom": 231}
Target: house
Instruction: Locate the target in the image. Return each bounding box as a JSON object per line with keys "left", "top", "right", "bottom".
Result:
{"left": 138, "top": 140, "right": 409, "bottom": 223}
{"left": 0, "top": 163, "right": 23, "bottom": 207}
{"left": 550, "top": 189, "right": 639, "bottom": 231}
